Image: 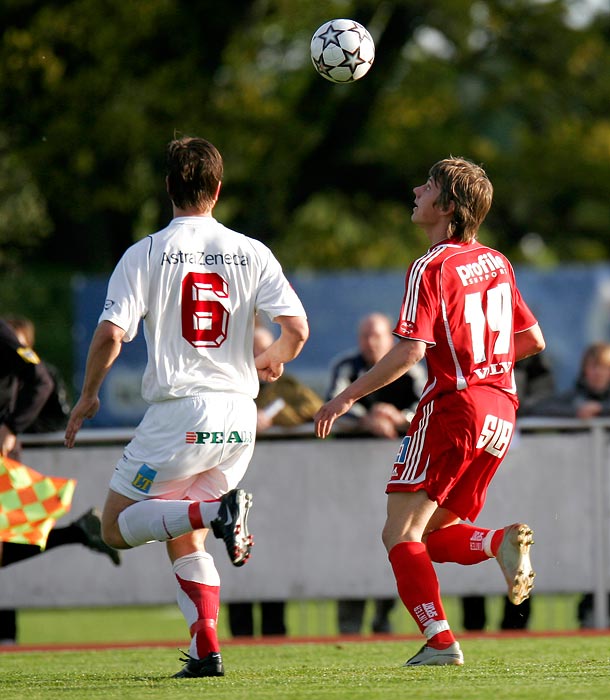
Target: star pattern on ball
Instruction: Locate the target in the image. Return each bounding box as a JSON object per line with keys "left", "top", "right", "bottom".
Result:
{"left": 339, "top": 46, "right": 368, "bottom": 75}
{"left": 347, "top": 23, "right": 368, "bottom": 42}
{"left": 317, "top": 23, "right": 343, "bottom": 49}
{"left": 311, "top": 53, "right": 334, "bottom": 78}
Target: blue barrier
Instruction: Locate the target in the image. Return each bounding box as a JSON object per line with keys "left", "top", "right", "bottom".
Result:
{"left": 72, "top": 264, "right": 610, "bottom": 427}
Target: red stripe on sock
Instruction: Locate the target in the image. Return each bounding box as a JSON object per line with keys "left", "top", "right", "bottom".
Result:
{"left": 188, "top": 502, "right": 205, "bottom": 530}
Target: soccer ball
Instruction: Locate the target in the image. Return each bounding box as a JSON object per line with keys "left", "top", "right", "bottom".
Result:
{"left": 310, "top": 19, "right": 375, "bottom": 84}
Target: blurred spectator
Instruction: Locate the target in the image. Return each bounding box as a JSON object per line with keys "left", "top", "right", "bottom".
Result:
{"left": 326, "top": 312, "right": 426, "bottom": 634}
{"left": 254, "top": 326, "right": 323, "bottom": 433}
{"left": 228, "top": 326, "right": 323, "bottom": 637}
{"left": 461, "top": 351, "right": 555, "bottom": 631}
{"left": 326, "top": 312, "right": 425, "bottom": 439}
{"left": 530, "top": 342, "right": 610, "bottom": 418}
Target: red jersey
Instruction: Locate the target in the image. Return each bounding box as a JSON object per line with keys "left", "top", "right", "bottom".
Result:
{"left": 394, "top": 239, "right": 537, "bottom": 406}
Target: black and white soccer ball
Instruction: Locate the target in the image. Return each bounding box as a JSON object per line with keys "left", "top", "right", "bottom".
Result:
{"left": 310, "top": 19, "right": 375, "bottom": 84}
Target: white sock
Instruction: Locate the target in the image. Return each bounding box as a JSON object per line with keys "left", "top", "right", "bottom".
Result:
{"left": 118, "top": 499, "right": 221, "bottom": 547}
{"left": 173, "top": 551, "right": 221, "bottom": 587}
{"left": 482, "top": 530, "right": 497, "bottom": 558}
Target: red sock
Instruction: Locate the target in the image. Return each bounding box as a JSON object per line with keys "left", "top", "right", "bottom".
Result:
{"left": 389, "top": 541, "right": 455, "bottom": 649}
{"left": 426, "top": 524, "right": 497, "bottom": 564}
{"left": 176, "top": 575, "right": 220, "bottom": 657}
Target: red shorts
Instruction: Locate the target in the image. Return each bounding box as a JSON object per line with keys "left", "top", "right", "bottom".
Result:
{"left": 386, "top": 387, "right": 516, "bottom": 521}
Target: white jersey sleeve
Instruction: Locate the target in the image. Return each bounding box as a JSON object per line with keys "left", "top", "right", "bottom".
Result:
{"left": 99, "top": 238, "right": 150, "bottom": 342}
{"left": 98, "top": 217, "right": 306, "bottom": 402}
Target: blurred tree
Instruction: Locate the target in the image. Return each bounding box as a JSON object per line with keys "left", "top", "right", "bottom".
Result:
{"left": 0, "top": 0, "right": 609, "bottom": 274}
{"left": 0, "top": 132, "right": 52, "bottom": 268}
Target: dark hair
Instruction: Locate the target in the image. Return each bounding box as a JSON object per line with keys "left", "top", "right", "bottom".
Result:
{"left": 429, "top": 157, "right": 493, "bottom": 242}
{"left": 581, "top": 342, "right": 610, "bottom": 371}
{"left": 166, "top": 137, "right": 223, "bottom": 211}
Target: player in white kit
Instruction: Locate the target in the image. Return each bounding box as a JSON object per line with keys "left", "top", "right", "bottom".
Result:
{"left": 64, "top": 136, "right": 309, "bottom": 678}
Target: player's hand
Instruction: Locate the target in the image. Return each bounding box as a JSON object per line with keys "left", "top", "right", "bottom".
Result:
{"left": 314, "top": 396, "right": 354, "bottom": 439}
{"left": 255, "top": 355, "right": 284, "bottom": 383}
{"left": 64, "top": 395, "right": 100, "bottom": 448}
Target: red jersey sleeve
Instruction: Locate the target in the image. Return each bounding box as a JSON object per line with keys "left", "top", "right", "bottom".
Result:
{"left": 512, "top": 284, "right": 538, "bottom": 334}
{"left": 394, "top": 246, "right": 446, "bottom": 345}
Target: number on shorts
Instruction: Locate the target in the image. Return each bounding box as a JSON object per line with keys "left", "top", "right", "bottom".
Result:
{"left": 181, "top": 271, "right": 229, "bottom": 348}
{"left": 476, "top": 414, "right": 513, "bottom": 457}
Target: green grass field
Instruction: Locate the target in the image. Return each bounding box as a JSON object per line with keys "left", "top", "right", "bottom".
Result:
{"left": 1, "top": 601, "right": 609, "bottom": 699}
{"left": 1, "top": 637, "right": 609, "bottom": 700}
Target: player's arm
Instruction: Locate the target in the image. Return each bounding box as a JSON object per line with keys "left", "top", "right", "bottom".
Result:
{"left": 514, "top": 323, "right": 545, "bottom": 363}
{"left": 315, "top": 338, "right": 426, "bottom": 439}
{"left": 64, "top": 321, "right": 126, "bottom": 448}
{"left": 255, "top": 315, "right": 309, "bottom": 383}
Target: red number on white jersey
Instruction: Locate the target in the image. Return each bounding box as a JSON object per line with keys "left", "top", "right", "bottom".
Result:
{"left": 181, "top": 272, "right": 229, "bottom": 348}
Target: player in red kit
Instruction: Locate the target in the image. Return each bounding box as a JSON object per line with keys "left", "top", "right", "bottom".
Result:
{"left": 315, "top": 157, "right": 545, "bottom": 666}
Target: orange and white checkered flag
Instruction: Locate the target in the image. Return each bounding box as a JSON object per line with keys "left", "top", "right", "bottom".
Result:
{"left": 0, "top": 456, "right": 76, "bottom": 549}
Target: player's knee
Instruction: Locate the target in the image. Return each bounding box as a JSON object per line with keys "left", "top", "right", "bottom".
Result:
{"left": 101, "top": 520, "right": 130, "bottom": 549}
{"left": 381, "top": 523, "right": 395, "bottom": 553}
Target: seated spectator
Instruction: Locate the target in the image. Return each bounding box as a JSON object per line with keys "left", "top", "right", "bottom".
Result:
{"left": 326, "top": 312, "right": 426, "bottom": 634}
{"left": 531, "top": 342, "right": 610, "bottom": 418}
{"left": 326, "top": 312, "right": 425, "bottom": 439}
{"left": 254, "top": 326, "right": 323, "bottom": 433}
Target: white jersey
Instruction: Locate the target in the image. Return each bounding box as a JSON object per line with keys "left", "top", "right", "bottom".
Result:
{"left": 99, "top": 216, "right": 306, "bottom": 402}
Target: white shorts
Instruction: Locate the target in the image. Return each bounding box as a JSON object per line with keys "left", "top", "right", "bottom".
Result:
{"left": 109, "top": 392, "right": 257, "bottom": 502}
